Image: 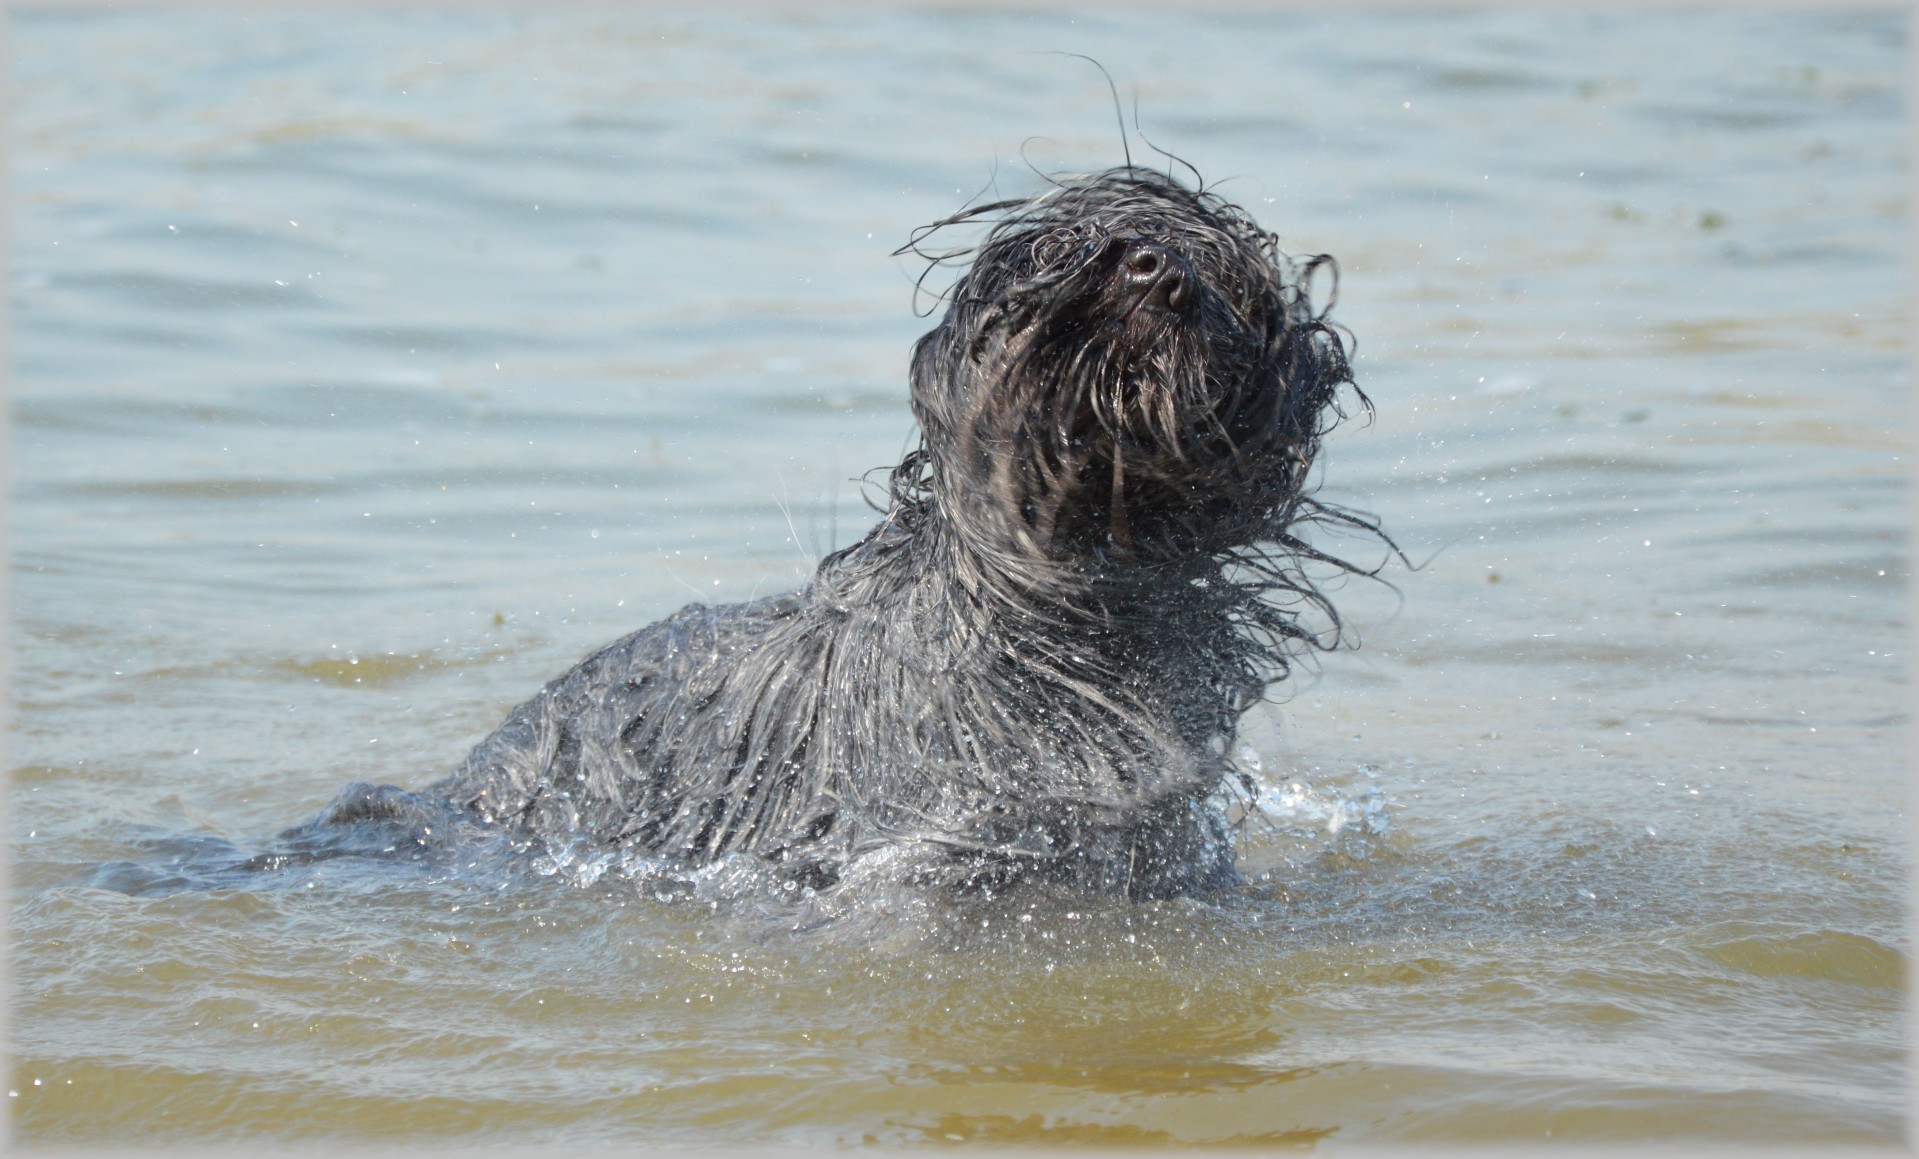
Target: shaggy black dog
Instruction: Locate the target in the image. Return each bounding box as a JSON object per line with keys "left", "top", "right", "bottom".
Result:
{"left": 293, "top": 167, "right": 1374, "bottom": 901}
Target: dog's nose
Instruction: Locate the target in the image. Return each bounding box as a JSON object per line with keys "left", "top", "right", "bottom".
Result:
{"left": 1122, "top": 242, "right": 1194, "bottom": 315}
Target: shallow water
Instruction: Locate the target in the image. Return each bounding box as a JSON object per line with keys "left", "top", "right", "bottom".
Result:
{"left": 9, "top": 8, "right": 1908, "bottom": 1147}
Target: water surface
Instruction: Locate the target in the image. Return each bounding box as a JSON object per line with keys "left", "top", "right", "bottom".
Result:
{"left": 9, "top": 9, "right": 1907, "bottom": 1147}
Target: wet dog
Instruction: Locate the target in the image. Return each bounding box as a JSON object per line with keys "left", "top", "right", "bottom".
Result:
{"left": 293, "top": 167, "right": 1373, "bottom": 901}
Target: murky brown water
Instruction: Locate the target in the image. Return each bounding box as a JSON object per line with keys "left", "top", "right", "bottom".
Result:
{"left": 10, "top": 9, "right": 1907, "bottom": 1147}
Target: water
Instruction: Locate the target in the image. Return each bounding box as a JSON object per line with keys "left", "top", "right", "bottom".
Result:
{"left": 9, "top": 9, "right": 1907, "bottom": 1147}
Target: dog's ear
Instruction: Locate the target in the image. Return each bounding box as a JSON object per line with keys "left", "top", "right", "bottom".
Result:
{"left": 907, "top": 321, "right": 963, "bottom": 449}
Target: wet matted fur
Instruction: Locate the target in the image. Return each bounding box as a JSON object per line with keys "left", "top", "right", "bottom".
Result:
{"left": 298, "top": 166, "right": 1380, "bottom": 900}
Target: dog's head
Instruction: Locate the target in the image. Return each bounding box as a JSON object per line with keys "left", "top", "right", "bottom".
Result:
{"left": 902, "top": 167, "right": 1359, "bottom": 573}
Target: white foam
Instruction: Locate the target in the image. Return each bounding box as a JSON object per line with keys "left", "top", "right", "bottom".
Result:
{"left": 1230, "top": 744, "right": 1391, "bottom": 838}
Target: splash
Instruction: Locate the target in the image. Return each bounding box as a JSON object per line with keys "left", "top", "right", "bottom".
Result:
{"left": 1226, "top": 742, "right": 1391, "bottom": 840}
